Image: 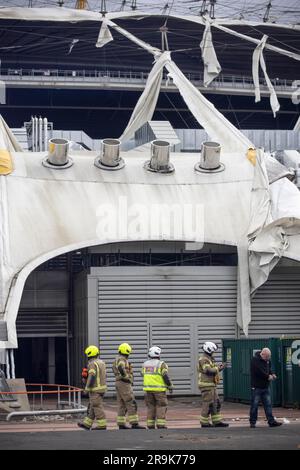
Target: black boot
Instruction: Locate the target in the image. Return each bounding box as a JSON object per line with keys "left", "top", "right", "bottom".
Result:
{"left": 214, "top": 422, "right": 229, "bottom": 427}
{"left": 131, "top": 424, "right": 146, "bottom": 429}
{"left": 269, "top": 421, "right": 282, "bottom": 427}
{"left": 201, "top": 423, "right": 213, "bottom": 428}
{"left": 119, "top": 424, "right": 131, "bottom": 430}
{"left": 77, "top": 422, "right": 91, "bottom": 431}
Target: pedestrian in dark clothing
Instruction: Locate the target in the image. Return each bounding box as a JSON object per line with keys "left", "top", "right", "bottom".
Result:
{"left": 249, "top": 348, "right": 282, "bottom": 428}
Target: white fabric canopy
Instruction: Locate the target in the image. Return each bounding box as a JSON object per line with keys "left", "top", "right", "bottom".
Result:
{"left": 252, "top": 35, "right": 280, "bottom": 117}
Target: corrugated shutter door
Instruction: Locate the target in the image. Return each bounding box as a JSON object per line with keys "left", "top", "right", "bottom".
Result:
{"left": 16, "top": 270, "right": 69, "bottom": 338}
{"left": 96, "top": 266, "right": 237, "bottom": 396}
{"left": 149, "top": 322, "right": 195, "bottom": 394}
{"left": 248, "top": 268, "right": 300, "bottom": 337}
{"left": 16, "top": 311, "right": 68, "bottom": 337}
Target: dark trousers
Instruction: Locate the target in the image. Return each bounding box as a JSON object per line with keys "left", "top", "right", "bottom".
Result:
{"left": 249, "top": 388, "right": 275, "bottom": 425}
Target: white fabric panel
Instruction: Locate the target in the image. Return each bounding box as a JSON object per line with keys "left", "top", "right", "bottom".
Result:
{"left": 252, "top": 35, "right": 280, "bottom": 117}
{"left": 265, "top": 154, "right": 294, "bottom": 184}
{"left": 165, "top": 60, "right": 252, "bottom": 153}
{"left": 0, "top": 7, "right": 102, "bottom": 22}
{"left": 200, "top": 20, "right": 221, "bottom": 87}
{"left": 249, "top": 177, "right": 300, "bottom": 296}
{"left": 249, "top": 224, "right": 289, "bottom": 294}
{"left": 95, "top": 19, "right": 113, "bottom": 48}
{"left": 247, "top": 150, "right": 272, "bottom": 240}
{"left": 120, "top": 52, "right": 168, "bottom": 142}
{"left": 270, "top": 178, "right": 300, "bottom": 221}
{"left": 237, "top": 150, "right": 272, "bottom": 335}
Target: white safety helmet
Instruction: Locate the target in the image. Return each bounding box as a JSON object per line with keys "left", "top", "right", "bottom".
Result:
{"left": 203, "top": 341, "right": 218, "bottom": 355}
{"left": 148, "top": 346, "right": 162, "bottom": 358}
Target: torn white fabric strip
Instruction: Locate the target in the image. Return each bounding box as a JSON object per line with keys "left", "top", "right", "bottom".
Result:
{"left": 106, "top": 18, "right": 161, "bottom": 56}
{"left": 213, "top": 22, "right": 300, "bottom": 62}
{"left": 165, "top": 60, "right": 252, "bottom": 153}
{"left": 200, "top": 21, "right": 222, "bottom": 87}
{"left": 96, "top": 19, "right": 114, "bottom": 48}
{"left": 247, "top": 150, "right": 272, "bottom": 240}
{"left": 67, "top": 39, "right": 79, "bottom": 55}
{"left": 237, "top": 239, "right": 252, "bottom": 336}
{"left": 0, "top": 115, "right": 23, "bottom": 152}
{"left": 252, "top": 35, "right": 280, "bottom": 116}
{"left": 120, "top": 52, "right": 170, "bottom": 142}
{"left": 252, "top": 35, "right": 263, "bottom": 103}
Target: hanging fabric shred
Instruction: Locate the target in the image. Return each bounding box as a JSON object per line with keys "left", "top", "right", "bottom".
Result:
{"left": 252, "top": 34, "right": 280, "bottom": 117}
{"left": 96, "top": 18, "right": 114, "bottom": 48}
{"left": 200, "top": 20, "right": 221, "bottom": 87}
{"left": 67, "top": 39, "right": 79, "bottom": 55}
{"left": 165, "top": 60, "right": 252, "bottom": 153}
{"left": 120, "top": 52, "right": 170, "bottom": 142}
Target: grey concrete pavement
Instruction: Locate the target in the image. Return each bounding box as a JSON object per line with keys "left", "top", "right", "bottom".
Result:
{"left": 0, "top": 424, "right": 300, "bottom": 450}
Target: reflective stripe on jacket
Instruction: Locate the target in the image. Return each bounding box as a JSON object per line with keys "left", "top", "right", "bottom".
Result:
{"left": 85, "top": 358, "right": 107, "bottom": 393}
{"left": 142, "top": 359, "right": 169, "bottom": 392}
{"left": 198, "top": 353, "right": 220, "bottom": 389}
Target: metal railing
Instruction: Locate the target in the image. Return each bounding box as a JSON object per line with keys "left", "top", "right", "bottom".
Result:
{"left": 0, "top": 67, "right": 293, "bottom": 91}
{"left": 0, "top": 383, "right": 86, "bottom": 421}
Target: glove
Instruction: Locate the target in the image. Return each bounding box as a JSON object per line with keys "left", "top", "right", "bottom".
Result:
{"left": 168, "top": 387, "right": 173, "bottom": 395}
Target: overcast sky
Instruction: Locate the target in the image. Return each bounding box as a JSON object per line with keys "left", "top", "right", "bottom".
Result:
{"left": 0, "top": 0, "right": 299, "bottom": 24}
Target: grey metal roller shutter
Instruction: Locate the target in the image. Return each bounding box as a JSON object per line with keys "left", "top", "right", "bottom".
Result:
{"left": 16, "top": 270, "right": 69, "bottom": 338}
{"left": 96, "top": 266, "right": 237, "bottom": 396}
{"left": 248, "top": 267, "right": 300, "bottom": 337}
{"left": 16, "top": 310, "right": 68, "bottom": 337}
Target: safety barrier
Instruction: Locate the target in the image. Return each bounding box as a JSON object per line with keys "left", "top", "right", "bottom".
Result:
{"left": 0, "top": 383, "right": 87, "bottom": 421}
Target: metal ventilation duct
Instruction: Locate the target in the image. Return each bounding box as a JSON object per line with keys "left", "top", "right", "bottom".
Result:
{"left": 94, "top": 138, "right": 125, "bottom": 170}
{"left": 195, "top": 141, "right": 225, "bottom": 173}
{"left": 144, "top": 140, "right": 175, "bottom": 174}
{"left": 42, "top": 138, "right": 73, "bottom": 169}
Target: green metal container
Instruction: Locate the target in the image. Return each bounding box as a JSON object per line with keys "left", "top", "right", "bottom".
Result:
{"left": 280, "top": 338, "right": 300, "bottom": 408}
{"left": 222, "top": 338, "right": 282, "bottom": 406}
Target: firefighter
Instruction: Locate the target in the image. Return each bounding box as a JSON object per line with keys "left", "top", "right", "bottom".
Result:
{"left": 198, "top": 341, "right": 229, "bottom": 428}
{"left": 77, "top": 345, "right": 107, "bottom": 430}
{"left": 142, "top": 346, "right": 173, "bottom": 429}
{"left": 112, "top": 343, "right": 144, "bottom": 429}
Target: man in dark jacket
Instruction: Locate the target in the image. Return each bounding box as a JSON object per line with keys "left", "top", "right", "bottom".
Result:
{"left": 249, "top": 348, "right": 282, "bottom": 428}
